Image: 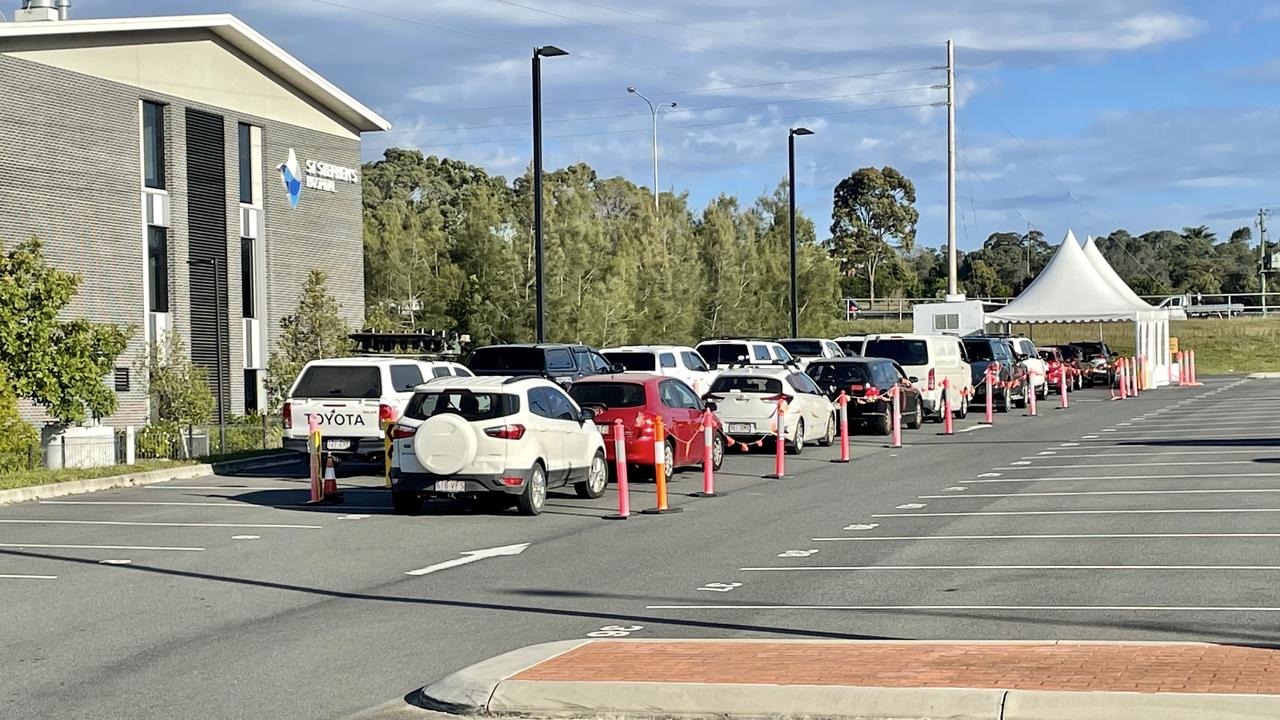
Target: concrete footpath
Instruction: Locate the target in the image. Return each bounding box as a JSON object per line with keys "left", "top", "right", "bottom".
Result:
{"left": 404, "top": 639, "right": 1280, "bottom": 719}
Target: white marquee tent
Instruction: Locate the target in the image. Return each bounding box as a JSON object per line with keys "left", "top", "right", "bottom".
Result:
{"left": 987, "top": 230, "right": 1172, "bottom": 387}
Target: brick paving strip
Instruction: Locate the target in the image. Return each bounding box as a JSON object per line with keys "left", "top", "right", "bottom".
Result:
{"left": 514, "top": 640, "right": 1280, "bottom": 695}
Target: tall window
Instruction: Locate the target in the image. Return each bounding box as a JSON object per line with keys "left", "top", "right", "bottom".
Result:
{"left": 142, "top": 101, "right": 166, "bottom": 189}
{"left": 237, "top": 123, "right": 253, "bottom": 204}
{"left": 240, "top": 237, "right": 255, "bottom": 318}
{"left": 147, "top": 227, "right": 169, "bottom": 312}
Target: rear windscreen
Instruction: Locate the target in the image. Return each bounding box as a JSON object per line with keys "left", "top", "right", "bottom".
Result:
{"left": 1054, "top": 345, "right": 1082, "bottom": 360}
{"left": 467, "top": 347, "right": 545, "bottom": 373}
{"left": 1074, "top": 343, "right": 1105, "bottom": 356}
{"left": 291, "top": 366, "right": 380, "bottom": 399}
{"left": 836, "top": 341, "right": 862, "bottom": 356}
{"left": 603, "top": 352, "right": 655, "bottom": 372}
{"left": 962, "top": 341, "right": 995, "bottom": 361}
{"left": 807, "top": 363, "right": 870, "bottom": 387}
{"left": 863, "top": 339, "right": 929, "bottom": 367}
{"left": 780, "top": 340, "right": 823, "bottom": 357}
{"left": 697, "top": 343, "right": 750, "bottom": 366}
{"left": 568, "top": 382, "right": 646, "bottom": 408}
{"left": 709, "top": 375, "right": 783, "bottom": 394}
{"left": 404, "top": 391, "right": 518, "bottom": 421}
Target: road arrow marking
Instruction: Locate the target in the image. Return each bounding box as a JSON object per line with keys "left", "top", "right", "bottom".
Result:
{"left": 405, "top": 543, "right": 530, "bottom": 576}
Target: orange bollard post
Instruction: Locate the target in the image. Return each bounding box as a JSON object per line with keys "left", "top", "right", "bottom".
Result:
{"left": 833, "top": 391, "right": 851, "bottom": 462}
{"left": 1117, "top": 359, "right": 1128, "bottom": 400}
{"left": 307, "top": 414, "right": 322, "bottom": 503}
{"left": 1027, "top": 373, "right": 1038, "bottom": 415}
{"left": 942, "top": 378, "right": 955, "bottom": 433}
{"left": 889, "top": 385, "right": 903, "bottom": 448}
{"left": 1058, "top": 367, "right": 1069, "bottom": 409}
{"left": 1131, "top": 357, "right": 1140, "bottom": 396}
{"left": 693, "top": 409, "right": 718, "bottom": 498}
{"left": 605, "top": 419, "right": 630, "bottom": 519}
{"left": 642, "top": 415, "right": 681, "bottom": 514}
{"left": 766, "top": 396, "right": 786, "bottom": 479}
{"left": 1190, "top": 349, "right": 1200, "bottom": 385}
{"left": 983, "top": 367, "right": 995, "bottom": 424}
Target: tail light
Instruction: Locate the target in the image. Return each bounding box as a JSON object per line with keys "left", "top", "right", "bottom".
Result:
{"left": 927, "top": 368, "right": 936, "bottom": 391}
{"left": 849, "top": 383, "right": 865, "bottom": 392}
{"left": 389, "top": 424, "right": 416, "bottom": 439}
{"left": 634, "top": 411, "right": 654, "bottom": 438}
{"left": 379, "top": 403, "right": 399, "bottom": 424}
{"left": 282, "top": 402, "right": 292, "bottom": 430}
{"left": 485, "top": 424, "right": 526, "bottom": 440}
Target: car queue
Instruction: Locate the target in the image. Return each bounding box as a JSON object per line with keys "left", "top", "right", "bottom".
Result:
{"left": 280, "top": 334, "right": 1122, "bottom": 517}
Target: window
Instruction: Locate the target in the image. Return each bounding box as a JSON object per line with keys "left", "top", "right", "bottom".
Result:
{"left": 405, "top": 391, "right": 518, "bottom": 421}
{"left": 452, "top": 366, "right": 474, "bottom": 377}
{"left": 572, "top": 348, "right": 594, "bottom": 372}
{"left": 659, "top": 380, "right": 685, "bottom": 408}
{"left": 244, "top": 369, "right": 259, "bottom": 414}
{"left": 529, "top": 387, "right": 576, "bottom": 421}
{"left": 780, "top": 340, "right": 823, "bottom": 357}
{"left": 787, "top": 373, "right": 819, "bottom": 395}
{"left": 590, "top": 352, "right": 611, "bottom": 372}
{"left": 240, "top": 237, "right": 255, "bottom": 318}
{"left": 604, "top": 352, "right": 654, "bottom": 371}
{"left": 962, "top": 340, "right": 996, "bottom": 362}
{"left": 696, "top": 343, "right": 748, "bottom": 367}
{"left": 143, "top": 102, "right": 166, "bottom": 189}
{"left": 659, "top": 353, "right": 676, "bottom": 368}
{"left": 147, "top": 227, "right": 169, "bottom": 312}
{"left": 873, "top": 363, "right": 898, "bottom": 388}
{"left": 836, "top": 339, "right": 863, "bottom": 356}
{"left": 771, "top": 346, "right": 792, "bottom": 362}
{"left": 752, "top": 345, "right": 770, "bottom": 362}
{"left": 431, "top": 366, "right": 450, "bottom": 378}
{"left": 467, "top": 347, "right": 545, "bottom": 373}
{"left": 863, "top": 339, "right": 929, "bottom": 366}
{"left": 681, "top": 351, "right": 709, "bottom": 372}
{"left": 238, "top": 123, "right": 253, "bottom": 204}
{"left": 290, "top": 366, "right": 381, "bottom": 399}
{"left": 709, "top": 375, "right": 783, "bottom": 395}
{"left": 546, "top": 348, "right": 575, "bottom": 371}
{"left": 670, "top": 381, "right": 701, "bottom": 409}
{"left": 569, "top": 382, "right": 645, "bottom": 408}
{"left": 389, "top": 364, "right": 425, "bottom": 391}
{"left": 808, "top": 362, "right": 870, "bottom": 387}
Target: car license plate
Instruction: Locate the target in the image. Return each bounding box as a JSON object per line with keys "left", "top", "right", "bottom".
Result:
{"left": 434, "top": 480, "right": 466, "bottom": 493}
{"left": 325, "top": 439, "right": 351, "bottom": 450}
{"left": 596, "top": 424, "right": 611, "bottom": 435}
{"left": 728, "top": 423, "right": 753, "bottom": 434}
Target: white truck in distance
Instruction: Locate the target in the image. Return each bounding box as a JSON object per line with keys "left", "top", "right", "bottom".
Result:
{"left": 1157, "top": 294, "right": 1245, "bottom": 319}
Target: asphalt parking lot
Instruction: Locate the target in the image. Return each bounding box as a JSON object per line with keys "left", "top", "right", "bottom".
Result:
{"left": 2, "top": 375, "right": 1275, "bottom": 720}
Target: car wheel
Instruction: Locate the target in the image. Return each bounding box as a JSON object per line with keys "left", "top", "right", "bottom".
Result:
{"left": 516, "top": 462, "right": 547, "bottom": 516}
{"left": 391, "top": 490, "right": 422, "bottom": 516}
{"left": 710, "top": 432, "right": 726, "bottom": 470}
{"left": 955, "top": 395, "right": 969, "bottom": 420}
{"left": 998, "top": 389, "right": 1012, "bottom": 414}
{"left": 575, "top": 452, "right": 608, "bottom": 499}
{"left": 1036, "top": 384, "right": 1048, "bottom": 400}
{"left": 787, "top": 420, "right": 805, "bottom": 455}
{"left": 818, "top": 415, "right": 835, "bottom": 447}
{"left": 1013, "top": 386, "right": 1027, "bottom": 409}
{"left": 875, "top": 412, "right": 892, "bottom": 436}
{"left": 908, "top": 399, "right": 923, "bottom": 430}
{"left": 662, "top": 439, "right": 676, "bottom": 479}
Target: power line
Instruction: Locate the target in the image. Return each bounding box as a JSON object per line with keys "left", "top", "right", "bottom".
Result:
{"left": 406, "top": 101, "right": 941, "bottom": 149}
{"left": 384, "top": 66, "right": 941, "bottom": 120}
{"left": 386, "top": 84, "right": 942, "bottom": 137}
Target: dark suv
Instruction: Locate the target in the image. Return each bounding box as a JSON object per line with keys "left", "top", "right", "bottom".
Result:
{"left": 466, "top": 344, "right": 619, "bottom": 385}
{"left": 1071, "top": 341, "right": 1117, "bottom": 386}
{"left": 962, "top": 337, "right": 1026, "bottom": 412}
{"left": 1046, "top": 344, "right": 1090, "bottom": 389}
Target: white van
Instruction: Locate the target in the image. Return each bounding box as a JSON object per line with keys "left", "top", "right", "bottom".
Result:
{"left": 695, "top": 339, "right": 795, "bottom": 371}
{"left": 600, "top": 345, "right": 718, "bottom": 394}
{"left": 282, "top": 357, "right": 472, "bottom": 460}
{"left": 858, "top": 334, "right": 972, "bottom": 419}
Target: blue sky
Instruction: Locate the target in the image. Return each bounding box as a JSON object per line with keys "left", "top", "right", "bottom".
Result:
{"left": 64, "top": 0, "right": 1280, "bottom": 250}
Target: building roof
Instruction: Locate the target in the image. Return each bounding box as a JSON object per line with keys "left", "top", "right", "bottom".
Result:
{"left": 0, "top": 13, "right": 390, "bottom": 132}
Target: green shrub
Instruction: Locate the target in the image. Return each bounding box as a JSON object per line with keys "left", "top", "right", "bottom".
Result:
{"left": 220, "top": 414, "right": 282, "bottom": 454}
{"left": 0, "top": 376, "right": 39, "bottom": 473}
{"left": 136, "top": 420, "right": 183, "bottom": 459}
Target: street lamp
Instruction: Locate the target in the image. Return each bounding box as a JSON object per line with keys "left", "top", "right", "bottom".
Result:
{"left": 532, "top": 44, "right": 568, "bottom": 343}
{"left": 187, "top": 257, "right": 226, "bottom": 454}
{"left": 627, "top": 86, "right": 676, "bottom": 211}
{"left": 788, "top": 127, "right": 814, "bottom": 338}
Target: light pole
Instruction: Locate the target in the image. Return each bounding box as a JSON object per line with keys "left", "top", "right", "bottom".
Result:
{"left": 187, "top": 257, "right": 226, "bottom": 453}
{"left": 532, "top": 45, "right": 568, "bottom": 343}
{"left": 627, "top": 86, "right": 676, "bottom": 212}
{"left": 788, "top": 127, "right": 814, "bottom": 338}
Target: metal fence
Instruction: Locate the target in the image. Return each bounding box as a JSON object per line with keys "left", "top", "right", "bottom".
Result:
{"left": 847, "top": 292, "right": 1280, "bottom": 321}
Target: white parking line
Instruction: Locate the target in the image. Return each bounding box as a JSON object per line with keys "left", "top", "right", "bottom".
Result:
{"left": 1019, "top": 449, "right": 1272, "bottom": 459}
{"left": 1091, "top": 428, "right": 1277, "bottom": 435}
{"left": 0, "top": 519, "right": 321, "bottom": 529}
{"left": 0, "top": 574, "right": 57, "bottom": 580}
{"left": 0, "top": 543, "right": 204, "bottom": 551}
{"left": 145, "top": 485, "right": 378, "bottom": 492}
{"left": 968, "top": 473, "right": 1280, "bottom": 484}
{"left": 812, "top": 533, "right": 1280, "bottom": 541}
{"left": 739, "top": 564, "right": 1280, "bottom": 571}
{"left": 995, "top": 461, "right": 1254, "bottom": 470}
{"left": 957, "top": 424, "right": 990, "bottom": 433}
{"left": 873, "top": 508, "right": 1280, "bottom": 518}
{"left": 36, "top": 500, "right": 386, "bottom": 511}
{"left": 645, "top": 604, "right": 1280, "bottom": 612}
{"left": 918, "top": 488, "right": 1280, "bottom": 499}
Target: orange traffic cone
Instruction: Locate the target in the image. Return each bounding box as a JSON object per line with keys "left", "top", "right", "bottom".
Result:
{"left": 321, "top": 456, "right": 344, "bottom": 503}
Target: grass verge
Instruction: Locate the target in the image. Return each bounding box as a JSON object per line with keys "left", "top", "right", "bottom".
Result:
{"left": 839, "top": 317, "right": 1280, "bottom": 376}
{"left": 0, "top": 458, "right": 197, "bottom": 491}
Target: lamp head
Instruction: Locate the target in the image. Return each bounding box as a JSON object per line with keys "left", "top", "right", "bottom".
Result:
{"left": 536, "top": 45, "right": 569, "bottom": 58}
{"left": 791, "top": 127, "right": 815, "bottom": 136}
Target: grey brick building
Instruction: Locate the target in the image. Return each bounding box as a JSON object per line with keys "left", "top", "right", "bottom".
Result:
{"left": 0, "top": 8, "right": 388, "bottom": 430}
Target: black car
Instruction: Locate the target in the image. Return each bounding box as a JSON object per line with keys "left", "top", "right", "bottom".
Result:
{"left": 1047, "top": 344, "right": 1090, "bottom": 389}
{"left": 807, "top": 357, "right": 924, "bottom": 435}
{"left": 466, "top": 344, "right": 619, "bottom": 385}
{"left": 1072, "top": 341, "right": 1117, "bottom": 385}
{"left": 962, "top": 337, "right": 1027, "bottom": 412}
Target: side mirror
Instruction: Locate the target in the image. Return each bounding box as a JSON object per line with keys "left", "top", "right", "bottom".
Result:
{"left": 608, "top": 363, "right": 626, "bottom": 374}
{"left": 579, "top": 407, "right": 596, "bottom": 423}
{"left": 704, "top": 400, "right": 718, "bottom": 412}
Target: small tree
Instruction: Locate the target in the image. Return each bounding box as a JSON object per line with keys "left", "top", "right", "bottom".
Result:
{"left": 139, "top": 333, "right": 215, "bottom": 427}
{"left": 828, "top": 166, "right": 919, "bottom": 304}
{"left": 0, "top": 237, "right": 130, "bottom": 425}
{"left": 0, "top": 369, "right": 39, "bottom": 471}
{"left": 264, "top": 269, "right": 354, "bottom": 408}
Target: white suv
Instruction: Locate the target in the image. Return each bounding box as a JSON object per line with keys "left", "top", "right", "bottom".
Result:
{"left": 387, "top": 377, "right": 608, "bottom": 516}
{"left": 601, "top": 345, "right": 718, "bottom": 394}
{"left": 282, "top": 357, "right": 472, "bottom": 460}
{"left": 695, "top": 339, "right": 795, "bottom": 370}
{"left": 778, "top": 338, "right": 844, "bottom": 370}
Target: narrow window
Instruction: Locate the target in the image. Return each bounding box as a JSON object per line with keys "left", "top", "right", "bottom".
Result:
{"left": 240, "top": 237, "right": 255, "bottom": 318}
{"left": 147, "top": 226, "right": 169, "bottom": 312}
{"left": 142, "top": 102, "right": 166, "bottom": 189}
{"left": 238, "top": 123, "right": 253, "bottom": 203}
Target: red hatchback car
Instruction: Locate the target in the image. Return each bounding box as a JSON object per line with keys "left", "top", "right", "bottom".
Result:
{"left": 568, "top": 373, "right": 724, "bottom": 479}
